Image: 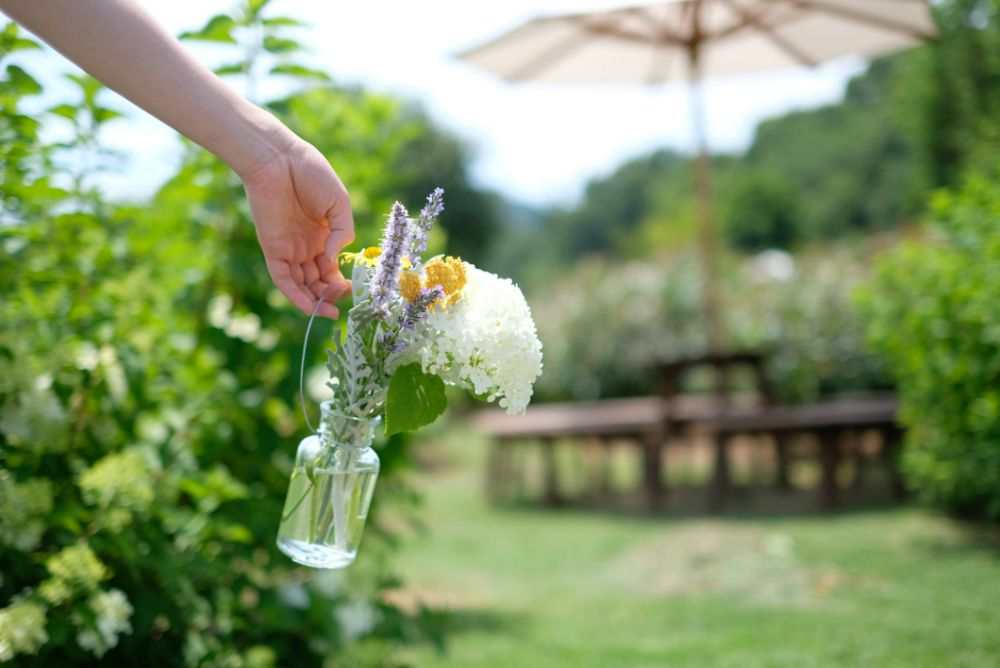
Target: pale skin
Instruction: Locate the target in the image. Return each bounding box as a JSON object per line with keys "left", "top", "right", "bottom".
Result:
{"left": 0, "top": 0, "right": 352, "bottom": 318}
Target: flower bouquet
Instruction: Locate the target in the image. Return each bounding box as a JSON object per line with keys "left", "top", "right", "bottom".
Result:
{"left": 276, "top": 189, "right": 543, "bottom": 569}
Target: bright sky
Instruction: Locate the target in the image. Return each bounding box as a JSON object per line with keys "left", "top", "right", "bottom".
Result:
{"left": 25, "top": 0, "right": 868, "bottom": 207}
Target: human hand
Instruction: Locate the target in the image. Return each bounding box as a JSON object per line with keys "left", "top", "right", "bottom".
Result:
{"left": 241, "top": 138, "right": 354, "bottom": 319}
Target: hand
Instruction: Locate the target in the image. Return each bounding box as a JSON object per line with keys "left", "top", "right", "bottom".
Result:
{"left": 242, "top": 138, "right": 354, "bottom": 319}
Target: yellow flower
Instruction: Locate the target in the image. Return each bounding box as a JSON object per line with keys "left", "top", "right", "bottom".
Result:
{"left": 424, "top": 256, "right": 467, "bottom": 309}
{"left": 398, "top": 256, "right": 467, "bottom": 309}
{"left": 400, "top": 270, "right": 421, "bottom": 302}
{"left": 340, "top": 246, "right": 412, "bottom": 269}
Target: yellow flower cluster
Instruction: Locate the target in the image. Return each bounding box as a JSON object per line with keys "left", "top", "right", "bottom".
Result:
{"left": 401, "top": 257, "right": 467, "bottom": 309}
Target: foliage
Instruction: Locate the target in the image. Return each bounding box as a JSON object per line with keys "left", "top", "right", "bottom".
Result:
{"left": 0, "top": 0, "right": 503, "bottom": 660}
{"left": 719, "top": 171, "right": 800, "bottom": 251}
{"left": 745, "top": 56, "right": 928, "bottom": 241}
{"left": 913, "top": 0, "right": 1000, "bottom": 186}
{"left": 179, "top": 0, "right": 330, "bottom": 101}
{"left": 385, "top": 364, "right": 447, "bottom": 437}
{"left": 531, "top": 246, "right": 889, "bottom": 404}
{"left": 859, "top": 166, "right": 1000, "bottom": 521}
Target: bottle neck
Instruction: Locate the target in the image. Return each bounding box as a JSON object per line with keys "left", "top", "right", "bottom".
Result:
{"left": 318, "top": 403, "right": 380, "bottom": 449}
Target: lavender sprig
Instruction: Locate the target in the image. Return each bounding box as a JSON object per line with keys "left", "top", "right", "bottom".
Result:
{"left": 370, "top": 202, "right": 413, "bottom": 317}
{"left": 409, "top": 188, "right": 444, "bottom": 266}
{"left": 401, "top": 285, "right": 445, "bottom": 330}
{"left": 378, "top": 285, "right": 445, "bottom": 355}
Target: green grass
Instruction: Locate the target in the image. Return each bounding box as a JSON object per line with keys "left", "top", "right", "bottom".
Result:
{"left": 392, "top": 424, "right": 1000, "bottom": 667}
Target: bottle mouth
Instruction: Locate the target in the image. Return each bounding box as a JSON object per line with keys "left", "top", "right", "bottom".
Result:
{"left": 318, "top": 402, "right": 381, "bottom": 446}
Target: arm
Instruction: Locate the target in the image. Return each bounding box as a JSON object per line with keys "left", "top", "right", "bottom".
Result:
{"left": 0, "top": 0, "right": 352, "bottom": 317}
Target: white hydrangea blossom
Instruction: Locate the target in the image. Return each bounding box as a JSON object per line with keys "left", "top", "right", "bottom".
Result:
{"left": 0, "top": 599, "right": 48, "bottom": 662}
{"left": 74, "top": 589, "right": 133, "bottom": 658}
{"left": 397, "top": 264, "right": 543, "bottom": 414}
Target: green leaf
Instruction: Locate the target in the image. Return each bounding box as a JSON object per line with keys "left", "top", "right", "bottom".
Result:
{"left": 214, "top": 63, "right": 248, "bottom": 77}
{"left": 64, "top": 73, "right": 102, "bottom": 105}
{"left": 247, "top": 0, "right": 271, "bottom": 19}
{"left": 2, "top": 23, "right": 41, "bottom": 53}
{"left": 262, "top": 17, "right": 305, "bottom": 28}
{"left": 262, "top": 36, "right": 302, "bottom": 54}
{"left": 93, "top": 107, "right": 124, "bottom": 124}
{"left": 269, "top": 63, "right": 331, "bottom": 81}
{"left": 6, "top": 65, "right": 42, "bottom": 95}
{"left": 48, "top": 103, "right": 78, "bottom": 122}
{"left": 384, "top": 363, "right": 447, "bottom": 436}
{"left": 179, "top": 14, "right": 237, "bottom": 43}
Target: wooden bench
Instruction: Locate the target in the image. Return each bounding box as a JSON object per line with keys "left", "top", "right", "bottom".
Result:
{"left": 472, "top": 397, "right": 669, "bottom": 506}
{"left": 705, "top": 396, "right": 903, "bottom": 511}
{"left": 471, "top": 352, "right": 904, "bottom": 513}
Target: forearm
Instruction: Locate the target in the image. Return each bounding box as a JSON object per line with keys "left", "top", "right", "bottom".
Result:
{"left": 0, "top": 0, "right": 293, "bottom": 178}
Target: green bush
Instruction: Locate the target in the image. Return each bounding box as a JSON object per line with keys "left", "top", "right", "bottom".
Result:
{"left": 859, "top": 168, "right": 1000, "bottom": 521}
{"left": 0, "top": 4, "right": 490, "bottom": 662}
{"left": 530, "top": 246, "right": 889, "bottom": 403}
{"left": 721, "top": 171, "right": 801, "bottom": 251}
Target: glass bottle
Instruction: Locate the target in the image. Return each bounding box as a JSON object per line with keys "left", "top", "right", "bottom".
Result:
{"left": 276, "top": 403, "right": 380, "bottom": 569}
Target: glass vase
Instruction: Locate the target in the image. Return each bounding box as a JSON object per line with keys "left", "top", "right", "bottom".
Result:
{"left": 277, "top": 403, "right": 381, "bottom": 569}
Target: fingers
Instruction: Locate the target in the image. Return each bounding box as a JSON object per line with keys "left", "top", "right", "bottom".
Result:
{"left": 267, "top": 258, "right": 339, "bottom": 319}
{"left": 325, "top": 202, "right": 355, "bottom": 263}
{"left": 302, "top": 258, "right": 320, "bottom": 288}
{"left": 314, "top": 257, "right": 351, "bottom": 302}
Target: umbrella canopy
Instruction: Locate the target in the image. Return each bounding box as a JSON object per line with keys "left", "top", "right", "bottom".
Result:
{"left": 459, "top": 0, "right": 936, "bottom": 84}
{"left": 458, "top": 0, "right": 936, "bottom": 350}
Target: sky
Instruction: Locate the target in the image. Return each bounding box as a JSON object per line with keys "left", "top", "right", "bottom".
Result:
{"left": 20, "top": 0, "right": 868, "bottom": 207}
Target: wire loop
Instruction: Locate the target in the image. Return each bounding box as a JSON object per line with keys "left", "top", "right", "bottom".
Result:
{"left": 299, "top": 293, "right": 332, "bottom": 434}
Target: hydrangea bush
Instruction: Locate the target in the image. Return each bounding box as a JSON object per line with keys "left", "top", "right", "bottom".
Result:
{"left": 1, "top": 11, "right": 487, "bottom": 664}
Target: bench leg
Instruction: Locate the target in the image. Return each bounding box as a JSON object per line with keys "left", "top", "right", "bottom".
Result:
{"left": 774, "top": 433, "right": 792, "bottom": 491}
{"left": 541, "top": 437, "right": 560, "bottom": 506}
{"left": 486, "top": 438, "right": 503, "bottom": 503}
{"left": 818, "top": 429, "right": 841, "bottom": 511}
{"left": 599, "top": 438, "right": 614, "bottom": 496}
{"left": 709, "top": 433, "right": 731, "bottom": 513}
{"left": 642, "top": 435, "right": 665, "bottom": 511}
{"left": 849, "top": 430, "right": 866, "bottom": 492}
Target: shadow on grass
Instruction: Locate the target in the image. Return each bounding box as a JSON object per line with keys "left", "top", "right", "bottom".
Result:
{"left": 492, "top": 485, "right": 909, "bottom": 523}
{"left": 909, "top": 513, "right": 1000, "bottom": 558}
{"left": 401, "top": 604, "right": 528, "bottom": 657}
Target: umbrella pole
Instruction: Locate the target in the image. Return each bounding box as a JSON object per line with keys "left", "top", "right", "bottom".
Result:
{"left": 688, "top": 50, "right": 724, "bottom": 352}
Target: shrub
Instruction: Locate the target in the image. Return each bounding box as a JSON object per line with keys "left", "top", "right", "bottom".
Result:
{"left": 0, "top": 9, "right": 473, "bottom": 663}
{"left": 721, "top": 171, "right": 801, "bottom": 251}
{"left": 530, "top": 246, "right": 889, "bottom": 403}
{"left": 859, "top": 167, "right": 1000, "bottom": 520}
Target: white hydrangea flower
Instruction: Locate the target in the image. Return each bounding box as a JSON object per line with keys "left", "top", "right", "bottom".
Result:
{"left": 335, "top": 597, "right": 380, "bottom": 640}
{"left": 0, "top": 599, "right": 48, "bottom": 661}
{"left": 397, "top": 264, "right": 543, "bottom": 414}
{"left": 74, "top": 589, "right": 133, "bottom": 658}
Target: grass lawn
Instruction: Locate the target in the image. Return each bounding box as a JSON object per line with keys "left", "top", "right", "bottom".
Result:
{"left": 390, "top": 423, "right": 1000, "bottom": 667}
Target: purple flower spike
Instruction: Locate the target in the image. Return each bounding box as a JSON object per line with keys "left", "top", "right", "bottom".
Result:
{"left": 400, "top": 285, "right": 445, "bottom": 331}
{"left": 371, "top": 202, "right": 413, "bottom": 317}
{"left": 410, "top": 188, "right": 445, "bottom": 265}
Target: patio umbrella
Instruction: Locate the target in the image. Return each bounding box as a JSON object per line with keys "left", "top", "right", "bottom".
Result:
{"left": 457, "top": 0, "right": 936, "bottom": 349}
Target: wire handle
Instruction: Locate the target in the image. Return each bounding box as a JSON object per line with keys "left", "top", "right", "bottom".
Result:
{"left": 299, "top": 293, "right": 332, "bottom": 435}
